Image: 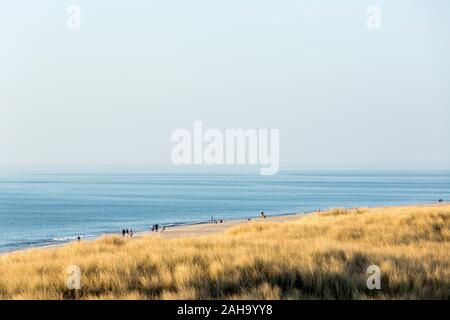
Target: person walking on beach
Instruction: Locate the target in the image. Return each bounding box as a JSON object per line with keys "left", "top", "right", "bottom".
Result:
{"left": 130, "top": 229, "right": 133, "bottom": 238}
{"left": 122, "top": 229, "right": 126, "bottom": 237}
{"left": 161, "top": 225, "right": 166, "bottom": 233}
{"left": 260, "top": 211, "right": 266, "bottom": 218}
{"left": 155, "top": 224, "right": 159, "bottom": 232}
{"left": 77, "top": 236, "right": 81, "bottom": 242}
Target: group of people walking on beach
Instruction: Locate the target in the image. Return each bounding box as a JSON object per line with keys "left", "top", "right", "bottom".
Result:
{"left": 118, "top": 211, "right": 272, "bottom": 238}
{"left": 210, "top": 216, "right": 224, "bottom": 224}
{"left": 122, "top": 229, "right": 133, "bottom": 237}
{"left": 151, "top": 224, "right": 165, "bottom": 232}
{"left": 121, "top": 224, "right": 166, "bottom": 238}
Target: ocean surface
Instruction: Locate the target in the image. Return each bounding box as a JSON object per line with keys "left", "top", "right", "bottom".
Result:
{"left": 0, "top": 170, "right": 449, "bottom": 252}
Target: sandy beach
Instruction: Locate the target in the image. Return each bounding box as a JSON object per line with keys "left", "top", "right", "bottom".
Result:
{"left": 156, "top": 212, "right": 312, "bottom": 239}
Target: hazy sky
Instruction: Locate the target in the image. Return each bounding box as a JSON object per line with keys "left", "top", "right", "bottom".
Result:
{"left": 1, "top": 1, "right": 449, "bottom": 171}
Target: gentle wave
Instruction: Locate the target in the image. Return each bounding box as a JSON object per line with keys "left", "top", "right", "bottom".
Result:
{"left": 52, "top": 235, "right": 95, "bottom": 242}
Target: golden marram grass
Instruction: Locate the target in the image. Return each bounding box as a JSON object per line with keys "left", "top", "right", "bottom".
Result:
{"left": 0, "top": 204, "right": 449, "bottom": 299}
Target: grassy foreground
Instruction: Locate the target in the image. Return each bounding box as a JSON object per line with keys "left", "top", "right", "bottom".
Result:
{"left": 0, "top": 204, "right": 449, "bottom": 299}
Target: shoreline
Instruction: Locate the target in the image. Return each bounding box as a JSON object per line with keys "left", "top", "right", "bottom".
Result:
{"left": 0, "top": 210, "right": 313, "bottom": 256}
{"left": 1, "top": 201, "right": 447, "bottom": 257}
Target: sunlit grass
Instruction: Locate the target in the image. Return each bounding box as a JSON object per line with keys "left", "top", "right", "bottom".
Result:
{"left": 0, "top": 204, "right": 448, "bottom": 299}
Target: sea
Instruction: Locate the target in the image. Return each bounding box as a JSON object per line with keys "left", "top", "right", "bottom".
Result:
{"left": 0, "top": 170, "right": 449, "bottom": 252}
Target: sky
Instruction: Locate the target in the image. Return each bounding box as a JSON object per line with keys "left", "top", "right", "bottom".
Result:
{"left": 1, "top": 1, "right": 449, "bottom": 171}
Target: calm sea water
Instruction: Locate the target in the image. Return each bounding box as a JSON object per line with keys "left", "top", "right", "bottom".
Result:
{"left": 0, "top": 170, "right": 449, "bottom": 252}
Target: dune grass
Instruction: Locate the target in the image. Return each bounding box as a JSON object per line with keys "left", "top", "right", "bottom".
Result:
{"left": 0, "top": 204, "right": 449, "bottom": 299}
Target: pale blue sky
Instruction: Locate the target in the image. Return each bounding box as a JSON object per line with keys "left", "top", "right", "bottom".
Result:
{"left": 1, "top": 1, "right": 449, "bottom": 171}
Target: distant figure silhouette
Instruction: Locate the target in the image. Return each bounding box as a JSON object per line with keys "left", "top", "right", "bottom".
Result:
{"left": 126, "top": 229, "right": 129, "bottom": 235}
{"left": 438, "top": 199, "right": 443, "bottom": 203}
{"left": 260, "top": 211, "right": 266, "bottom": 218}
{"left": 77, "top": 236, "right": 81, "bottom": 242}
{"left": 122, "top": 229, "right": 126, "bottom": 237}
{"left": 161, "top": 225, "right": 166, "bottom": 232}
{"left": 155, "top": 224, "right": 159, "bottom": 232}
{"left": 130, "top": 229, "right": 133, "bottom": 237}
